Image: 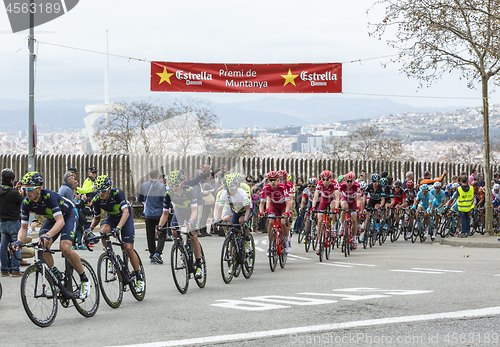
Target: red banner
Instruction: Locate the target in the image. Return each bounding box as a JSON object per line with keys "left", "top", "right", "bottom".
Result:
{"left": 151, "top": 62, "right": 342, "bottom": 93}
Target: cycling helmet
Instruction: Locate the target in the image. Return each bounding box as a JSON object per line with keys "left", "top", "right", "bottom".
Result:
{"left": 494, "top": 184, "right": 500, "bottom": 191}
{"left": 360, "top": 181, "right": 368, "bottom": 190}
{"left": 267, "top": 171, "right": 279, "bottom": 180}
{"left": 277, "top": 170, "right": 288, "bottom": 178}
{"left": 320, "top": 170, "right": 332, "bottom": 180}
{"left": 381, "top": 171, "right": 389, "bottom": 179}
{"left": 394, "top": 180, "right": 402, "bottom": 187}
{"left": 420, "top": 183, "right": 429, "bottom": 191}
{"left": 223, "top": 173, "right": 238, "bottom": 189}
{"left": 94, "top": 175, "right": 112, "bottom": 190}
{"left": 446, "top": 183, "right": 453, "bottom": 190}
{"left": 307, "top": 177, "right": 318, "bottom": 186}
{"left": 168, "top": 170, "right": 184, "bottom": 186}
{"left": 406, "top": 180, "right": 414, "bottom": 188}
{"left": 452, "top": 182, "right": 460, "bottom": 189}
{"left": 21, "top": 172, "right": 44, "bottom": 186}
{"left": 371, "top": 173, "right": 380, "bottom": 182}
{"left": 287, "top": 174, "right": 292, "bottom": 182}
{"left": 433, "top": 181, "right": 442, "bottom": 189}
{"left": 232, "top": 172, "right": 242, "bottom": 184}
{"left": 344, "top": 172, "right": 355, "bottom": 181}
{"left": 380, "top": 178, "right": 388, "bottom": 187}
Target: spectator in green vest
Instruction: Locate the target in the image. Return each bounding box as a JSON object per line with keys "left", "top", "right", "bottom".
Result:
{"left": 457, "top": 175, "right": 475, "bottom": 238}
{"left": 77, "top": 167, "right": 97, "bottom": 199}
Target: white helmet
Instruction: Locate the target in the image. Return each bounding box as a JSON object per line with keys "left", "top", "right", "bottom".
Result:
{"left": 452, "top": 183, "right": 460, "bottom": 189}
{"left": 433, "top": 181, "right": 442, "bottom": 189}
{"left": 359, "top": 181, "right": 368, "bottom": 190}
{"left": 494, "top": 184, "right": 500, "bottom": 191}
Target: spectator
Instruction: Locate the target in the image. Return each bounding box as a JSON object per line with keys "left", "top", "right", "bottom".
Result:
{"left": 476, "top": 173, "right": 485, "bottom": 188}
{"left": 357, "top": 172, "right": 365, "bottom": 183}
{"left": 403, "top": 171, "right": 414, "bottom": 189}
{"left": 469, "top": 167, "right": 477, "bottom": 185}
{"left": 0, "top": 168, "right": 24, "bottom": 276}
{"left": 198, "top": 175, "right": 215, "bottom": 236}
{"left": 493, "top": 172, "right": 500, "bottom": 186}
{"left": 451, "top": 175, "right": 458, "bottom": 184}
{"left": 292, "top": 177, "right": 305, "bottom": 233}
{"left": 246, "top": 175, "right": 254, "bottom": 184}
{"left": 137, "top": 169, "right": 167, "bottom": 264}
{"left": 457, "top": 175, "right": 475, "bottom": 238}
{"left": 59, "top": 172, "right": 79, "bottom": 203}
{"left": 420, "top": 170, "right": 447, "bottom": 185}
{"left": 78, "top": 166, "right": 98, "bottom": 199}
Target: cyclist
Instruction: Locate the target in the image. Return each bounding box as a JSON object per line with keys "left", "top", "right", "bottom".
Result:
{"left": 278, "top": 170, "right": 295, "bottom": 216}
{"left": 379, "top": 177, "right": 393, "bottom": 231}
{"left": 492, "top": 184, "right": 500, "bottom": 231}
{"left": 214, "top": 174, "right": 252, "bottom": 266}
{"left": 11, "top": 172, "right": 90, "bottom": 299}
{"left": 338, "top": 172, "right": 361, "bottom": 250}
{"left": 88, "top": 175, "right": 145, "bottom": 293}
{"left": 364, "top": 173, "right": 385, "bottom": 232}
{"left": 412, "top": 183, "right": 432, "bottom": 238}
{"left": 429, "top": 181, "right": 446, "bottom": 240}
{"left": 300, "top": 177, "right": 318, "bottom": 237}
{"left": 157, "top": 170, "right": 203, "bottom": 278}
{"left": 392, "top": 180, "right": 407, "bottom": 228}
{"left": 311, "top": 170, "right": 340, "bottom": 255}
{"left": 445, "top": 182, "right": 462, "bottom": 236}
{"left": 404, "top": 180, "right": 417, "bottom": 239}
{"left": 259, "top": 171, "right": 292, "bottom": 255}
{"left": 472, "top": 180, "right": 485, "bottom": 225}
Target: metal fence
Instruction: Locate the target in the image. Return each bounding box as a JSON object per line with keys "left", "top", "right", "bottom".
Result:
{"left": 1, "top": 154, "right": 497, "bottom": 199}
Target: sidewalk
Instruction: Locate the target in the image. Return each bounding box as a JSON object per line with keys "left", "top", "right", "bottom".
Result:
{"left": 440, "top": 234, "right": 500, "bottom": 248}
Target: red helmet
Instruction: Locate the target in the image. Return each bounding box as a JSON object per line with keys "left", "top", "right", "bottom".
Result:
{"left": 406, "top": 180, "right": 414, "bottom": 188}
{"left": 345, "top": 172, "right": 355, "bottom": 181}
{"left": 320, "top": 170, "right": 332, "bottom": 180}
{"left": 267, "top": 171, "right": 279, "bottom": 180}
{"left": 277, "top": 170, "right": 288, "bottom": 178}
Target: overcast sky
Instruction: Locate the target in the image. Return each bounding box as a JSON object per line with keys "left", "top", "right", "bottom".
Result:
{"left": 0, "top": 0, "right": 495, "bottom": 109}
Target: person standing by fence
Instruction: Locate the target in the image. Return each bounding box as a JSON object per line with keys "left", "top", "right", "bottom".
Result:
{"left": 137, "top": 169, "right": 167, "bottom": 264}
{"left": 457, "top": 175, "right": 475, "bottom": 238}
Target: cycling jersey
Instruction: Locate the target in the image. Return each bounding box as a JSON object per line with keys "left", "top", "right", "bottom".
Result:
{"left": 302, "top": 187, "right": 314, "bottom": 201}
{"left": 163, "top": 186, "right": 197, "bottom": 216}
{"left": 284, "top": 180, "right": 295, "bottom": 198}
{"left": 430, "top": 189, "right": 445, "bottom": 204}
{"left": 92, "top": 188, "right": 131, "bottom": 217}
{"left": 218, "top": 188, "right": 250, "bottom": 213}
{"left": 383, "top": 186, "right": 394, "bottom": 204}
{"left": 21, "top": 189, "right": 74, "bottom": 223}
{"left": 404, "top": 188, "right": 417, "bottom": 204}
{"left": 339, "top": 181, "right": 361, "bottom": 202}
{"left": 492, "top": 190, "right": 500, "bottom": 201}
{"left": 416, "top": 191, "right": 431, "bottom": 208}
{"left": 315, "top": 180, "right": 339, "bottom": 202}
{"left": 393, "top": 188, "right": 406, "bottom": 205}
{"left": 261, "top": 183, "right": 289, "bottom": 205}
{"left": 474, "top": 186, "right": 485, "bottom": 205}
{"left": 365, "top": 183, "right": 384, "bottom": 201}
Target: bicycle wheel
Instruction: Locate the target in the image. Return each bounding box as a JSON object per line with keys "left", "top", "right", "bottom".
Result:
{"left": 279, "top": 233, "right": 287, "bottom": 269}
{"left": 439, "top": 217, "right": 451, "bottom": 238}
{"left": 325, "top": 226, "right": 332, "bottom": 260}
{"left": 72, "top": 259, "right": 100, "bottom": 317}
{"left": 0, "top": 282, "right": 2, "bottom": 300}
{"left": 242, "top": 234, "right": 255, "bottom": 279}
{"left": 419, "top": 217, "right": 427, "bottom": 242}
{"left": 21, "top": 264, "right": 58, "bottom": 327}
{"left": 318, "top": 229, "right": 324, "bottom": 262}
{"left": 221, "top": 236, "right": 235, "bottom": 284}
{"left": 311, "top": 220, "right": 318, "bottom": 250}
{"left": 346, "top": 225, "right": 351, "bottom": 256}
{"left": 171, "top": 242, "right": 189, "bottom": 294}
{"left": 411, "top": 217, "right": 419, "bottom": 243}
{"left": 297, "top": 223, "right": 305, "bottom": 244}
{"left": 126, "top": 250, "right": 146, "bottom": 301}
{"left": 194, "top": 244, "right": 207, "bottom": 288}
{"left": 304, "top": 221, "right": 311, "bottom": 252}
{"left": 269, "top": 230, "right": 278, "bottom": 272}
{"left": 369, "top": 223, "right": 376, "bottom": 248}
{"left": 97, "top": 253, "right": 123, "bottom": 309}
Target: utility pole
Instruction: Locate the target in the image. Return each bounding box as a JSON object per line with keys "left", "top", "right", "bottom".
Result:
{"left": 28, "top": 0, "right": 36, "bottom": 171}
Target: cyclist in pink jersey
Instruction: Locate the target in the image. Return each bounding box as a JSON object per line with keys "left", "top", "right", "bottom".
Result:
{"left": 339, "top": 172, "right": 361, "bottom": 249}
{"left": 259, "top": 171, "right": 292, "bottom": 254}
{"left": 311, "top": 170, "right": 340, "bottom": 255}
{"left": 278, "top": 170, "right": 295, "bottom": 211}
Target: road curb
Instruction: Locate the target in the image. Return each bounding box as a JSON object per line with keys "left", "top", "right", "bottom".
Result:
{"left": 440, "top": 238, "right": 500, "bottom": 248}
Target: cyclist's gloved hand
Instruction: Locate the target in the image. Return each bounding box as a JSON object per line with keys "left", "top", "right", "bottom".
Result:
{"left": 111, "top": 226, "right": 122, "bottom": 238}
{"left": 335, "top": 208, "right": 339, "bottom": 214}
{"left": 187, "top": 221, "right": 195, "bottom": 231}
{"left": 426, "top": 207, "right": 431, "bottom": 213}
{"left": 10, "top": 240, "right": 23, "bottom": 251}
{"left": 242, "top": 220, "right": 251, "bottom": 229}
{"left": 39, "top": 234, "right": 51, "bottom": 247}
{"left": 309, "top": 207, "right": 316, "bottom": 214}
{"left": 156, "top": 225, "right": 162, "bottom": 232}
{"left": 84, "top": 228, "right": 99, "bottom": 245}
{"left": 412, "top": 205, "right": 416, "bottom": 210}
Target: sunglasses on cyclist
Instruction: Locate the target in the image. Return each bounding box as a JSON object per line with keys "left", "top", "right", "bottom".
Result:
{"left": 268, "top": 179, "right": 277, "bottom": 182}
{"left": 22, "top": 187, "right": 37, "bottom": 192}
{"left": 346, "top": 180, "right": 353, "bottom": 183}
{"left": 322, "top": 178, "right": 330, "bottom": 181}
{"left": 227, "top": 186, "right": 237, "bottom": 190}
{"left": 96, "top": 189, "right": 109, "bottom": 193}
{"left": 171, "top": 184, "right": 182, "bottom": 189}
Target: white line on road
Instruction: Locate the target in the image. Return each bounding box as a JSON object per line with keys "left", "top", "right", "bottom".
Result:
{"left": 111, "top": 306, "right": 500, "bottom": 347}
{"left": 390, "top": 270, "right": 443, "bottom": 274}
{"left": 332, "top": 261, "right": 376, "bottom": 267}
{"left": 255, "top": 247, "right": 266, "bottom": 252}
{"left": 318, "top": 263, "right": 353, "bottom": 268}
{"left": 287, "top": 254, "right": 309, "bottom": 260}
{"left": 411, "top": 267, "right": 463, "bottom": 273}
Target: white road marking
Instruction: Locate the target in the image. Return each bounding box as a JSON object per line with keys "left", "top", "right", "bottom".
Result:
{"left": 495, "top": 274, "right": 500, "bottom": 277}
{"left": 318, "top": 262, "right": 353, "bottom": 268}
{"left": 111, "top": 306, "right": 500, "bottom": 347}
{"left": 211, "top": 300, "right": 288, "bottom": 311}
{"left": 331, "top": 261, "right": 376, "bottom": 267}
{"left": 243, "top": 295, "right": 337, "bottom": 306}
{"left": 390, "top": 270, "right": 443, "bottom": 274}
{"left": 411, "top": 267, "right": 464, "bottom": 273}
{"left": 287, "top": 254, "right": 309, "bottom": 260}
{"left": 255, "top": 247, "right": 266, "bottom": 252}
{"left": 261, "top": 239, "right": 268, "bottom": 245}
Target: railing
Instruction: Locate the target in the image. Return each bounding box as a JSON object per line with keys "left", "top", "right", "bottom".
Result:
{"left": 1, "top": 154, "right": 497, "bottom": 199}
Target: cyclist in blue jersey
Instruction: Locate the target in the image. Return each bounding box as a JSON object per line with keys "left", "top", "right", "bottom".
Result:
{"left": 445, "top": 182, "right": 462, "bottom": 236}
{"left": 413, "top": 183, "right": 432, "bottom": 236}
{"left": 429, "top": 181, "right": 446, "bottom": 240}
{"left": 11, "top": 172, "right": 90, "bottom": 299}
{"left": 157, "top": 170, "right": 203, "bottom": 279}
{"left": 88, "top": 175, "right": 144, "bottom": 293}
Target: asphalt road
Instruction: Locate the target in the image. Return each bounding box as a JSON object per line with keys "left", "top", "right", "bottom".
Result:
{"left": 1, "top": 229, "right": 499, "bottom": 347}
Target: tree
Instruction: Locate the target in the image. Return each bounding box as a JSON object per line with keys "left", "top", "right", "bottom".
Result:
{"left": 350, "top": 125, "right": 383, "bottom": 161}
{"left": 371, "top": 0, "right": 500, "bottom": 233}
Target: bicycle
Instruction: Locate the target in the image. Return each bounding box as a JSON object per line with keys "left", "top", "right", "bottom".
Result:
{"left": 167, "top": 225, "right": 207, "bottom": 294}
{"left": 89, "top": 229, "right": 146, "bottom": 308}
{"left": 362, "top": 207, "right": 379, "bottom": 248}
{"left": 296, "top": 209, "right": 307, "bottom": 244}
{"left": 216, "top": 222, "right": 255, "bottom": 284}
{"left": 439, "top": 207, "right": 458, "bottom": 238}
{"left": 411, "top": 209, "right": 427, "bottom": 243}
{"left": 317, "top": 210, "right": 336, "bottom": 262}
{"left": 16, "top": 241, "right": 99, "bottom": 327}
{"left": 303, "top": 211, "right": 318, "bottom": 253}
{"left": 268, "top": 216, "right": 288, "bottom": 272}
{"left": 470, "top": 207, "right": 485, "bottom": 235}
{"left": 340, "top": 209, "right": 357, "bottom": 257}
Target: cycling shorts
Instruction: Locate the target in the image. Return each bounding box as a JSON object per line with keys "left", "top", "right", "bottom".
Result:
{"left": 341, "top": 199, "right": 358, "bottom": 212}
{"left": 230, "top": 211, "right": 246, "bottom": 225}
{"left": 101, "top": 209, "right": 135, "bottom": 244}
{"left": 431, "top": 200, "right": 444, "bottom": 213}
{"left": 318, "top": 199, "right": 335, "bottom": 212}
{"left": 451, "top": 202, "right": 458, "bottom": 212}
{"left": 367, "top": 199, "right": 381, "bottom": 209}
{"left": 418, "top": 202, "right": 429, "bottom": 210}
{"left": 40, "top": 208, "right": 77, "bottom": 243}
{"left": 268, "top": 203, "right": 286, "bottom": 217}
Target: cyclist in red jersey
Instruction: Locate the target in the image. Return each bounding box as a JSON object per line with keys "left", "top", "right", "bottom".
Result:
{"left": 339, "top": 172, "right": 361, "bottom": 250}
{"left": 259, "top": 171, "right": 292, "bottom": 254}
{"left": 311, "top": 170, "right": 340, "bottom": 255}
{"left": 278, "top": 170, "right": 295, "bottom": 211}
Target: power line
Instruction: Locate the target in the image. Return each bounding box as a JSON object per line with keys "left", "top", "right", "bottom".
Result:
{"left": 342, "top": 91, "right": 482, "bottom": 100}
